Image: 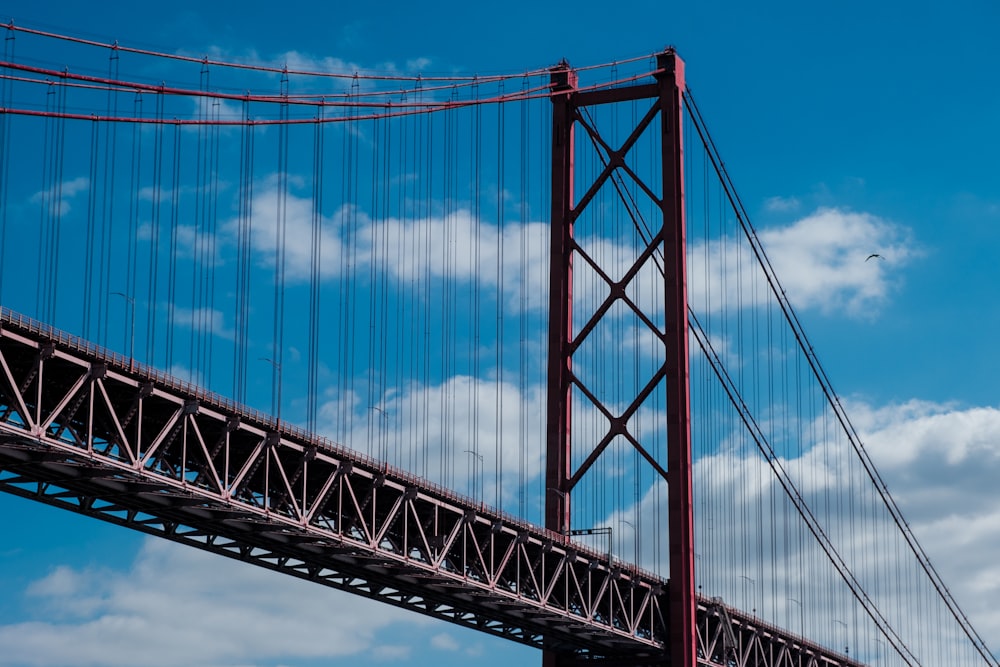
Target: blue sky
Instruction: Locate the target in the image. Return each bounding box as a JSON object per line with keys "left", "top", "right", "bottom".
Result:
{"left": 0, "top": 0, "right": 998, "bottom": 665}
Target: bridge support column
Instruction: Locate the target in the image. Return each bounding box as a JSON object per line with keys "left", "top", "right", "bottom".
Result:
{"left": 545, "top": 59, "right": 576, "bottom": 540}
{"left": 543, "top": 59, "right": 576, "bottom": 667}
{"left": 657, "top": 50, "right": 696, "bottom": 667}
{"left": 544, "top": 50, "right": 694, "bottom": 667}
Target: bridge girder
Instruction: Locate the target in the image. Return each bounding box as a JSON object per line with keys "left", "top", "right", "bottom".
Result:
{"left": 0, "top": 307, "right": 861, "bottom": 667}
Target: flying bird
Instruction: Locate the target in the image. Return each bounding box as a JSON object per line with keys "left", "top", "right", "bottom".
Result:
{"left": 865, "top": 253, "right": 884, "bottom": 262}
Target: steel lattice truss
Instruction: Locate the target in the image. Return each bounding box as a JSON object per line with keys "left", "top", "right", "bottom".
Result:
{"left": 0, "top": 308, "right": 861, "bottom": 666}
{"left": 697, "top": 599, "right": 861, "bottom": 667}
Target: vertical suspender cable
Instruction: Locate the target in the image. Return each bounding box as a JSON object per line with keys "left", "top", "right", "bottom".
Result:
{"left": 397, "top": 88, "right": 413, "bottom": 472}
{"left": 518, "top": 75, "right": 528, "bottom": 517}
{"left": 471, "top": 79, "right": 481, "bottom": 499}
{"left": 378, "top": 101, "right": 391, "bottom": 461}
{"left": 83, "top": 118, "right": 99, "bottom": 339}
{"left": 50, "top": 74, "right": 67, "bottom": 325}
{"left": 189, "top": 62, "right": 208, "bottom": 377}
{"left": 97, "top": 45, "right": 119, "bottom": 345}
{"left": 336, "top": 83, "right": 352, "bottom": 446}
{"left": 494, "top": 80, "right": 505, "bottom": 509}
{"left": 168, "top": 122, "right": 181, "bottom": 371}
{"left": 205, "top": 96, "right": 221, "bottom": 386}
{"left": 421, "top": 81, "right": 433, "bottom": 475}
{"left": 444, "top": 91, "right": 454, "bottom": 483}
{"left": 36, "top": 82, "right": 54, "bottom": 319}
{"left": 349, "top": 76, "right": 360, "bottom": 448}
{"left": 0, "top": 27, "right": 12, "bottom": 303}
{"left": 272, "top": 68, "right": 290, "bottom": 421}
{"left": 307, "top": 105, "right": 324, "bottom": 433}
{"left": 126, "top": 91, "right": 142, "bottom": 353}
{"left": 366, "top": 109, "right": 381, "bottom": 458}
{"left": 233, "top": 100, "right": 254, "bottom": 404}
{"left": 376, "top": 108, "right": 388, "bottom": 457}
{"left": 146, "top": 89, "right": 165, "bottom": 364}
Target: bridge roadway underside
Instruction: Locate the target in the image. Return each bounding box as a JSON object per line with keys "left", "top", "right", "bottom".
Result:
{"left": 0, "top": 309, "right": 859, "bottom": 667}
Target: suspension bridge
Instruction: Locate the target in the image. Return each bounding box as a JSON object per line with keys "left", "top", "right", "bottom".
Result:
{"left": 0, "top": 22, "right": 995, "bottom": 666}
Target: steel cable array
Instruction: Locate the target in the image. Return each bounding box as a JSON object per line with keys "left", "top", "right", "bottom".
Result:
{"left": 0, "top": 19, "right": 995, "bottom": 667}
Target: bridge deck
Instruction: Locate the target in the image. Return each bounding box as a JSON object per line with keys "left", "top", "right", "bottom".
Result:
{"left": 0, "top": 307, "right": 859, "bottom": 666}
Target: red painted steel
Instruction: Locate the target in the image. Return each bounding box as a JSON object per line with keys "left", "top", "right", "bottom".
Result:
{"left": 657, "top": 50, "right": 696, "bottom": 667}
{"left": 543, "top": 61, "right": 576, "bottom": 667}
{"left": 544, "top": 60, "right": 576, "bottom": 540}
{"left": 544, "top": 49, "right": 695, "bottom": 667}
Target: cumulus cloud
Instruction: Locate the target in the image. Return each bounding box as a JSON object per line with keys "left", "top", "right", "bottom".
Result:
{"left": 689, "top": 207, "right": 916, "bottom": 317}
{"left": 822, "top": 400, "right": 1000, "bottom": 659}
{"left": 601, "top": 397, "right": 1000, "bottom": 663}
{"left": 547, "top": 205, "right": 916, "bottom": 325}
{"left": 430, "top": 633, "right": 461, "bottom": 651}
{"left": 763, "top": 195, "right": 801, "bottom": 213}
{"left": 279, "top": 51, "right": 362, "bottom": 77}
{"left": 192, "top": 95, "right": 246, "bottom": 123}
{"left": 317, "top": 375, "right": 547, "bottom": 509}
{"left": 186, "top": 45, "right": 431, "bottom": 89}
{"left": 0, "top": 538, "right": 423, "bottom": 667}
{"left": 169, "top": 306, "right": 236, "bottom": 341}
{"left": 221, "top": 173, "right": 913, "bottom": 327}
{"left": 29, "top": 176, "right": 89, "bottom": 217}
{"left": 271, "top": 49, "right": 433, "bottom": 79}
{"left": 849, "top": 399, "right": 1000, "bottom": 560}
{"left": 229, "top": 177, "right": 550, "bottom": 312}
{"left": 759, "top": 207, "right": 913, "bottom": 313}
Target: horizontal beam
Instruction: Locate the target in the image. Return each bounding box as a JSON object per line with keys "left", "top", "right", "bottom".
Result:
{"left": 573, "top": 82, "right": 660, "bottom": 107}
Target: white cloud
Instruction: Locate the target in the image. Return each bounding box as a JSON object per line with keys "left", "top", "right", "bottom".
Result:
{"left": 181, "top": 45, "right": 363, "bottom": 80}
{"left": 192, "top": 95, "right": 246, "bottom": 124}
{"left": 830, "top": 400, "right": 1000, "bottom": 659}
{"left": 430, "top": 633, "right": 461, "bottom": 651}
{"left": 689, "top": 207, "right": 916, "bottom": 317}
{"left": 170, "top": 306, "right": 236, "bottom": 341}
{"left": 137, "top": 182, "right": 206, "bottom": 203}
{"left": 140, "top": 220, "right": 220, "bottom": 263}
{"left": 279, "top": 51, "right": 361, "bottom": 77}
{"left": 763, "top": 195, "right": 801, "bottom": 213}
{"left": 555, "top": 206, "right": 915, "bottom": 326}
{"left": 164, "top": 362, "right": 204, "bottom": 385}
{"left": 756, "top": 207, "right": 913, "bottom": 314}
{"left": 0, "top": 539, "right": 424, "bottom": 667}
{"left": 187, "top": 46, "right": 431, "bottom": 87}
{"left": 29, "top": 176, "right": 89, "bottom": 217}
{"left": 406, "top": 58, "right": 432, "bottom": 72}
{"left": 223, "top": 175, "right": 911, "bottom": 327}
{"left": 230, "top": 178, "right": 550, "bottom": 313}
{"left": 317, "top": 375, "right": 547, "bottom": 509}
{"left": 602, "top": 396, "right": 1000, "bottom": 662}
{"left": 848, "top": 399, "right": 1000, "bottom": 539}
